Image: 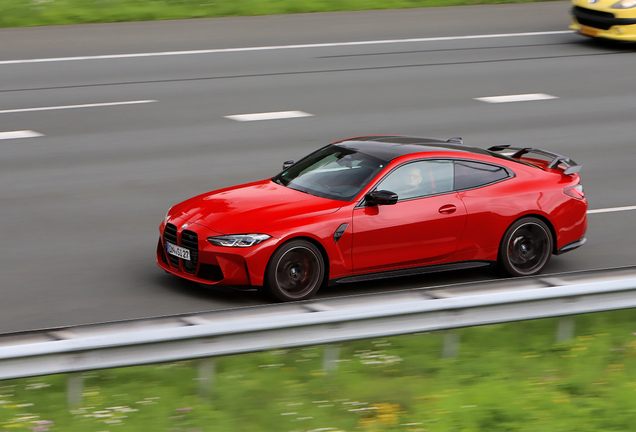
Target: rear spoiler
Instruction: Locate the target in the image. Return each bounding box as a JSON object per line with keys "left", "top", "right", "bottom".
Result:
{"left": 488, "top": 145, "right": 581, "bottom": 175}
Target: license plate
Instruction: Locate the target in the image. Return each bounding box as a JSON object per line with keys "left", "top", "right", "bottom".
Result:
{"left": 166, "top": 242, "right": 190, "bottom": 261}
{"left": 580, "top": 26, "right": 598, "bottom": 37}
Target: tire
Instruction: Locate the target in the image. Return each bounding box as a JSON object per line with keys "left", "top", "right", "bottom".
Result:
{"left": 265, "top": 240, "right": 325, "bottom": 301}
{"left": 498, "top": 217, "right": 553, "bottom": 277}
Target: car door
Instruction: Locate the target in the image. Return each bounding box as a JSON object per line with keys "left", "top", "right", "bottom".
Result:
{"left": 452, "top": 159, "right": 515, "bottom": 251}
{"left": 351, "top": 160, "right": 467, "bottom": 273}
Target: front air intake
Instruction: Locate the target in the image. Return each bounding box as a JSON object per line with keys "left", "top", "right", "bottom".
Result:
{"left": 164, "top": 223, "right": 179, "bottom": 268}
{"left": 181, "top": 230, "right": 199, "bottom": 274}
{"left": 198, "top": 264, "right": 224, "bottom": 282}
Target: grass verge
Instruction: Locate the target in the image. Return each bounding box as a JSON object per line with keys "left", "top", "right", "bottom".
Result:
{"left": 2, "top": 308, "right": 636, "bottom": 431}
{"left": 1, "top": 0, "right": 561, "bottom": 28}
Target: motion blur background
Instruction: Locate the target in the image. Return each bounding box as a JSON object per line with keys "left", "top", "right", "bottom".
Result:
{"left": 1, "top": 0, "right": 636, "bottom": 430}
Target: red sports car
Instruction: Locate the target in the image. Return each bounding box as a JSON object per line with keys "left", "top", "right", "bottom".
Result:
{"left": 157, "top": 136, "right": 587, "bottom": 301}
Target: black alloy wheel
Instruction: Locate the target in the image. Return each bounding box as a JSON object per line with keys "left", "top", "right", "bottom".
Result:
{"left": 499, "top": 217, "right": 553, "bottom": 277}
{"left": 265, "top": 240, "right": 325, "bottom": 301}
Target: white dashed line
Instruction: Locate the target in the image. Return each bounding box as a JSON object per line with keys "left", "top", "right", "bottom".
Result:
{"left": 0, "top": 31, "right": 574, "bottom": 65}
{"left": 474, "top": 93, "right": 558, "bottom": 103}
{"left": 0, "top": 130, "right": 43, "bottom": 140}
{"left": 225, "top": 111, "right": 313, "bottom": 122}
{"left": 0, "top": 100, "right": 157, "bottom": 114}
{"left": 587, "top": 206, "right": 636, "bottom": 214}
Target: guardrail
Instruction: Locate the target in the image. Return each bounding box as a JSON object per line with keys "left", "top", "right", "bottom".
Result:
{"left": 1, "top": 266, "right": 636, "bottom": 381}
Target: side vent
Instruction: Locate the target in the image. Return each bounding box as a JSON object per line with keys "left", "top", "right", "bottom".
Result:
{"left": 333, "top": 223, "right": 349, "bottom": 244}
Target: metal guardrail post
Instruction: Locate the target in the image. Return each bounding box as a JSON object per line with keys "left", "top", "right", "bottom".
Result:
{"left": 197, "top": 358, "right": 215, "bottom": 399}
{"left": 323, "top": 345, "right": 340, "bottom": 371}
{"left": 557, "top": 316, "right": 575, "bottom": 342}
{"left": 442, "top": 330, "right": 459, "bottom": 359}
{"left": 66, "top": 372, "right": 83, "bottom": 407}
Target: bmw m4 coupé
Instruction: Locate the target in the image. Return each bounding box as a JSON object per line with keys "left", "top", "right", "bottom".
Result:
{"left": 157, "top": 136, "right": 587, "bottom": 301}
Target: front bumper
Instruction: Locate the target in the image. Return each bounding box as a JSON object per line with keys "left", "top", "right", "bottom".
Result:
{"left": 157, "top": 238, "right": 249, "bottom": 285}
{"left": 157, "top": 222, "right": 276, "bottom": 287}
{"left": 570, "top": 6, "right": 636, "bottom": 41}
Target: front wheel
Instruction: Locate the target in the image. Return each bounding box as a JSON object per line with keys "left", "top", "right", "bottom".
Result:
{"left": 265, "top": 240, "right": 325, "bottom": 301}
{"left": 498, "top": 217, "right": 553, "bottom": 277}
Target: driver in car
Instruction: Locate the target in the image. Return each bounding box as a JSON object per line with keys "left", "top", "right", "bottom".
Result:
{"left": 398, "top": 165, "right": 423, "bottom": 197}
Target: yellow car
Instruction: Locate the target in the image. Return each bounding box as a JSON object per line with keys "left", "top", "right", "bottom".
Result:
{"left": 570, "top": 0, "right": 636, "bottom": 41}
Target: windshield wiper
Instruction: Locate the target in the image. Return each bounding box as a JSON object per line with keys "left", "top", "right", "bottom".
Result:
{"left": 287, "top": 185, "right": 311, "bottom": 195}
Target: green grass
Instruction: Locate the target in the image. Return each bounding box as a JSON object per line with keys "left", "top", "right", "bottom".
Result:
{"left": 2, "top": 309, "right": 636, "bottom": 431}
{"left": 1, "top": 0, "right": 561, "bottom": 28}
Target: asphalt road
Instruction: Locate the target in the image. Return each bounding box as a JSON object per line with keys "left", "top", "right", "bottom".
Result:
{"left": 1, "top": 2, "right": 635, "bottom": 334}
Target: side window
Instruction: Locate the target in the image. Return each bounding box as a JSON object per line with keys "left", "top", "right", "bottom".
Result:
{"left": 375, "top": 160, "right": 454, "bottom": 200}
{"left": 454, "top": 161, "right": 509, "bottom": 190}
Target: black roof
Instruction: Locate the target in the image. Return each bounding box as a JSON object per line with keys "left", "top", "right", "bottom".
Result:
{"left": 334, "top": 135, "right": 494, "bottom": 162}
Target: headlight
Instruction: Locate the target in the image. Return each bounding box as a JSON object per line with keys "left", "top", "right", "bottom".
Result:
{"left": 207, "top": 234, "right": 271, "bottom": 247}
{"left": 612, "top": 0, "right": 636, "bottom": 8}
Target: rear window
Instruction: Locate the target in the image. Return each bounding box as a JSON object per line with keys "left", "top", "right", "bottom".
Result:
{"left": 454, "top": 161, "right": 510, "bottom": 190}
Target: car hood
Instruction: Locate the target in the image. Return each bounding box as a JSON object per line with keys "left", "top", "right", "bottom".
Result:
{"left": 573, "top": 0, "right": 624, "bottom": 10}
{"left": 169, "top": 179, "right": 344, "bottom": 234}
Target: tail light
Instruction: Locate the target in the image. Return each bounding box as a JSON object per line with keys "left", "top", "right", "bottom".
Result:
{"left": 564, "top": 184, "right": 585, "bottom": 199}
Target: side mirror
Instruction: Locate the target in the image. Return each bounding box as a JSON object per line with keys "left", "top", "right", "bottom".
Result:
{"left": 366, "top": 190, "right": 398, "bottom": 206}
{"left": 282, "top": 160, "right": 295, "bottom": 170}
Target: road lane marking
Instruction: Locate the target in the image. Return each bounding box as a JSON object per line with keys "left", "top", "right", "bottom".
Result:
{"left": 474, "top": 93, "right": 558, "bottom": 103}
{"left": 0, "top": 130, "right": 43, "bottom": 140}
{"left": 0, "top": 31, "right": 574, "bottom": 65}
{"left": 225, "top": 111, "right": 313, "bottom": 122}
{"left": 587, "top": 206, "right": 636, "bottom": 214}
{"left": 0, "top": 100, "right": 157, "bottom": 114}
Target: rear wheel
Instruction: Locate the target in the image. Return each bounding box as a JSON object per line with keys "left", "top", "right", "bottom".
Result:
{"left": 499, "top": 217, "right": 553, "bottom": 277}
{"left": 265, "top": 240, "right": 325, "bottom": 301}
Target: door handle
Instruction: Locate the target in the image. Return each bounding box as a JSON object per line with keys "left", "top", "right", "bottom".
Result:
{"left": 438, "top": 204, "right": 457, "bottom": 214}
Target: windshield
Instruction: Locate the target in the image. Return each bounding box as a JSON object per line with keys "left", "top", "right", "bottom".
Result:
{"left": 272, "top": 145, "right": 386, "bottom": 201}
